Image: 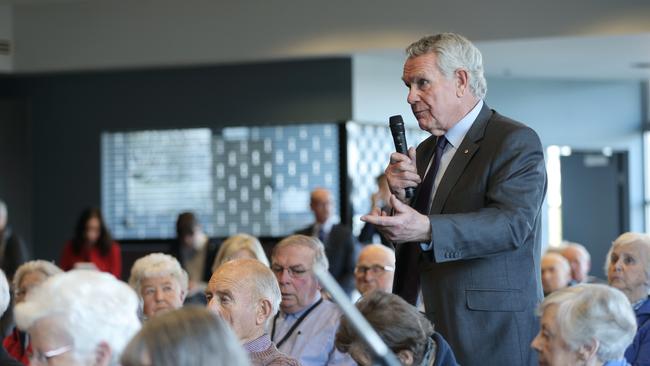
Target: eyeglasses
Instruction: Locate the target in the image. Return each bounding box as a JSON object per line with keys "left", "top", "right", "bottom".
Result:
{"left": 271, "top": 265, "right": 311, "bottom": 278}
{"left": 28, "top": 345, "right": 72, "bottom": 364}
{"left": 354, "top": 264, "right": 395, "bottom": 276}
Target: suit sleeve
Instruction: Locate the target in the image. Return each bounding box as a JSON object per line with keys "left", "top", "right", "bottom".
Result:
{"left": 429, "top": 126, "right": 547, "bottom": 262}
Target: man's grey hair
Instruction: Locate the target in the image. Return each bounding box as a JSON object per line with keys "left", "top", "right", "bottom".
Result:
{"left": 0, "top": 270, "right": 10, "bottom": 316}
{"left": 538, "top": 284, "right": 636, "bottom": 362}
{"left": 216, "top": 258, "right": 281, "bottom": 326}
{"left": 406, "top": 32, "right": 487, "bottom": 99}
{"left": 562, "top": 241, "right": 591, "bottom": 262}
{"left": 15, "top": 270, "right": 141, "bottom": 366}
{"left": 12, "top": 260, "right": 63, "bottom": 291}
{"left": 272, "top": 234, "right": 329, "bottom": 271}
{"left": 604, "top": 232, "right": 650, "bottom": 285}
{"left": 128, "top": 253, "right": 189, "bottom": 297}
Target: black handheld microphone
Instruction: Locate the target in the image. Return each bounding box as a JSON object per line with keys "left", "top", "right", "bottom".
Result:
{"left": 389, "top": 115, "right": 414, "bottom": 199}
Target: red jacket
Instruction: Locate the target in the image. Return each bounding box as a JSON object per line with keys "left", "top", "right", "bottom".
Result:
{"left": 59, "top": 240, "right": 122, "bottom": 279}
{"left": 3, "top": 328, "right": 29, "bottom": 365}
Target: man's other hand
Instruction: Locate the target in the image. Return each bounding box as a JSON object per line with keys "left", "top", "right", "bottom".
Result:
{"left": 360, "top": 195, "right": 431, "bottom": 244}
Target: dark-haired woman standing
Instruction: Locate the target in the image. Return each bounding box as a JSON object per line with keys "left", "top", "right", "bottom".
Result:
{"left": 60, "top": 207, "right": 122, "bottom": 278}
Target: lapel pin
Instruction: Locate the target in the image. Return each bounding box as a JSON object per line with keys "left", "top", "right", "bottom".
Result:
{"left": 464, "top": 149, "right": 469, "bottom": 154}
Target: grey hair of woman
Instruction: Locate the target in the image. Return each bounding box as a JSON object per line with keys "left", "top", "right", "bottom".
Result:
{"left": 12, "top": 260, "right": 63, "bottom": 291}
{"left": 120, "top": 306, "right": 250, "bottom": 366}
{"left": 406, "top": 32, "right": 487, "bottom": 99}
{"left": 335, "top": 290, "right": 433, "bottom": 365}
{"left": 539, "top": 284, "right": 636, "bottom": 362}
{"left": 128, "top": 253, "right": 189, "bottom": 296}
{"left": 212, "top": 233, "right": 269, "bottom": 272}
{"left": 604, "top": 232, "right": 650, "bottom": 283}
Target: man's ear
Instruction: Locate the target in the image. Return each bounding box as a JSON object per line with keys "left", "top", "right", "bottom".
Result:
{"left": 94, "top": 341, "right": 112, "bottom": 366}
{"left": 257, "top": 298, "right": 273, "bottom": 326}
{"left": 455, "top": 69, "right": 469, "bottom": 97}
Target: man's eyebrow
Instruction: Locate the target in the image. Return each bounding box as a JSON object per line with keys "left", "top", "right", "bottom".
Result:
{"left": 216, "top": 289, "right": 233, "bottom": 297}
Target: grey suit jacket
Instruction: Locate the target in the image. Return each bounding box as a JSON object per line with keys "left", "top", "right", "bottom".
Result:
{"left": 394, "top": 103, "right": 547, "bottom": 366}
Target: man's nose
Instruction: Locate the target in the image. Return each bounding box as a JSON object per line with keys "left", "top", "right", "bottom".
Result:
{"left": 407, "top": 86, "right": 420, "bottom": 104}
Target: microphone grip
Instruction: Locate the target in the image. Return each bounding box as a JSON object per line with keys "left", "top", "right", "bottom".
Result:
{"left": 389, "top": 115, "right": 415, "bottom": 199}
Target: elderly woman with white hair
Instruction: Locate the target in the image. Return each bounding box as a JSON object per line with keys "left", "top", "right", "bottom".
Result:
{"left": 531, "top": 284, "right": 636, "bottom": 366}
{"left": 605, "top": 232, "right": 650, "bottom": 365}
{"left": 128, "top": 253, "right": 189, "bottom": 320}
{"left": 14, "top": 270, "right": 141, "bottom": 366}
{"left": 3, "top": 260, "right": 63, "bottom": 365}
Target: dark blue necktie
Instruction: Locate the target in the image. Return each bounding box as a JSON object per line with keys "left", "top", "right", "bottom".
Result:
{"left": 413, "top": 136, "right": 448, "bottom": 214}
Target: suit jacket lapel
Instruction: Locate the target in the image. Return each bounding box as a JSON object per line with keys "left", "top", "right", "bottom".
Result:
{"left": 430, "top": 103, "right": 492, "bottom": 214}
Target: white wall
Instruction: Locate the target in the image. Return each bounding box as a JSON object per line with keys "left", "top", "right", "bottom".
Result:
{"left": 11, "top": 0, "right": 650, "bottom": 72}
{"left": 0, "top": 4, "right": 12, "bottom": 72}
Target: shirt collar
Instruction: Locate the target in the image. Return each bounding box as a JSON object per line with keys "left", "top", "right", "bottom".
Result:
{"left": 316, "top": 217, "right": 335, "bottom": 235}
{"left": 243, "top": 333, "right": 272, "bottom": 353}
{"left": 444, "top": 99, "right": 483, "bottom": 148}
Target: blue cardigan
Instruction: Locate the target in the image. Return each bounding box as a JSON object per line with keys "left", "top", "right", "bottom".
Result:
{"left": 625, "top": 297, "right": 650, "bottom": 366}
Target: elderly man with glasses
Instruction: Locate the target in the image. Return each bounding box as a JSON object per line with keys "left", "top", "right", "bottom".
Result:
{"left": 354, "top": 244, "right": 395, "bottom": 298}
{"left": 270, "top": 234, "right": 354, "bottom": 366}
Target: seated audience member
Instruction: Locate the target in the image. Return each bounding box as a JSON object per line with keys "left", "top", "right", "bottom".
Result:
{"left": 128, "top": 253, "right": 188, "bottom": 320}
{"left": 0, "top": 269, "right": 22, "bottom": 366}
{"left": 60, "top": 207, "right": 122, "bottom": 278}
{"left": 14, "top": 270, "right": 140, "bottom": 366}
{"left": 171, "top": 212, "right": 218, "bottom": 301}
{"left": 211, "top": 233, "right": 269, "bottom": 272}
{"left": 561, "top": 241, "right": 601, "bottom": 284}
{"left": 358, "top": 174, "right": 391, "bottom": 246}
{"left": 3, "top": 261, "right": 62, "bottom": 365}
{"left": 121, "top": 306, "right": 250, "bottom": 366}
{"left": 206, "top": 258, "right": 299, "bottom": 366}
{"left": 295, "top": 188, "right": 357, "bottom": 294}
{"left": 0, "top": 199, "right": 29, "bottom": 280}
{"left": 336, "top": 291, "right": 458, "bottom": 366}
{"left": 531, "top": 284, "right": 636, "bottom": 366}
{"left": 0, "top": 200, "right": 30, "bottom": 339}
{"left": 354, "top": 244, "right": 395, "bottom": 299}
{"left": 270, "top": 234, "right": 355, "bottom": 365}
{"left": 541, "top": 251, "right": 572, "bottom": 296}
{"left": 606, "top": 232, "right": 650, "bottom": 365}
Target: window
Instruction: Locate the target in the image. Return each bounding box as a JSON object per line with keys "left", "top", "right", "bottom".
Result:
{"left": 102, "top": 124, "right": 340, "bottom": 239}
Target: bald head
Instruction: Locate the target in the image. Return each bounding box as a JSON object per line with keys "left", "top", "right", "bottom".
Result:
{"left": 561, "top": 243, "right": 591, "bottom": 283}
{"left": 355, "top": 244, "right": 396, "bottom": 295}
{"left": 541, "top": 252, "right": 571, "bottom": 296}
{"left": 206, "top": 258, "right": 281, "bottom": 342}
{"left": 310, "top": 188, "right": 333, "bottom": 224}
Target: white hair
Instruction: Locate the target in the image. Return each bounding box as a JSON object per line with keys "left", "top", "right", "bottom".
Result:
{"left": 406, "top": 32, "right": 487, "bottom": 99}
{"left": 604, "top": 232, "right": 650, "bottom": 283}
{"left": 12, "top": 260, "right": 63, "bottom": 291}
{"left": 539, "top": 284, "right": 636, "bottom": 362}
{"left": 15, "top": 270, "right": 141, "bottom": 366}
{"left": 272, "top": 234, "right": 329, "bottom": 271}
{"left": 128, "top": 253, "right": 189, "bottom": 296}
{"left": 0, "top": 270, "right": 9, "bottom": 316}
{"left": 562, "top": 241, "right": 591, "bottom": 262}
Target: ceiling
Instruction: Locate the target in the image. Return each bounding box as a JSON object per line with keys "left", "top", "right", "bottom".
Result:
{"left": 2, "top": 0, "right": 650, "bottom": 79}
